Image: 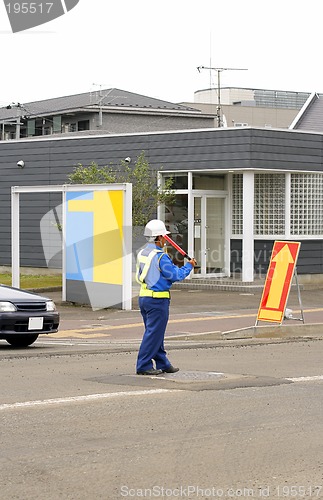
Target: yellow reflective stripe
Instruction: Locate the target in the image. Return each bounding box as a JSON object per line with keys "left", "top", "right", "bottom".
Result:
{"left": 139, "top": 288, "right": 170, "bottom": 298}
{"left": 136, "top": 249, "right": 151, "bottom": 284}
{"left": 136, "top": 248, "right": 162, "bottom": 284}
{"left": 139, "top": 251, "right": 157, "bottom": 282}
{"left": 135, "top": 250, "right": 144, "bottom": 284}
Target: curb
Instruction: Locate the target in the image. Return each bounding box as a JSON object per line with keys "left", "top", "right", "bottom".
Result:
{"left": 167, "top": 331, "right": 223, "bottom": 341}
{"left": 167, "top": 323, "right": 323, "bottom": 342}
{"left": 223, "top": 323, "right": 323, "bottom": 340}
{"left": 26, "top": 286, "right": 62, "bottom": 294}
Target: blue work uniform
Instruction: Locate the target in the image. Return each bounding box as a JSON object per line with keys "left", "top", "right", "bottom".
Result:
{"left": 136, "top": 243, "right": 193, "bottom": 373}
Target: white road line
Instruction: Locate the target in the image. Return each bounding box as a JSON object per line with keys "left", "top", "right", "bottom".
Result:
{"left": 2, "top": 375, "right": 322, "bottom": 412}
{"left": 0, "top": 389, "right": 178, "bottom": 411}
{"left": 287, "top": 375, "right": 323, "bottom": 382}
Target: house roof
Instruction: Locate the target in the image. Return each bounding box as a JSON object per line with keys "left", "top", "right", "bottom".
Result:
{"left": 0, "top": 88, "right": 202, "bottom": 121}
{"left": 289, "top": 92, "right": 323, "bottom": 131}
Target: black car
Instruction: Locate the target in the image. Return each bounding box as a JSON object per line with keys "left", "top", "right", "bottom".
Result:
{"left": 0, "top": 284, "right": 60, "bottom": 347}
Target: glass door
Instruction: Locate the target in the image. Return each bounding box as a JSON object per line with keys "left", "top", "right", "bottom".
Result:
{"left": 193, "top": 195, "right": 226, "bottom": 276}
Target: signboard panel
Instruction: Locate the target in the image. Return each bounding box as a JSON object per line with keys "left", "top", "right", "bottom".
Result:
{"left": 66, "top": 189, "right": 124, "bottom": 286}
{"left": 64, "top": 185, "right": 131, "bottom": 310}
{"left": 257, "top": 241, "right": 301, "bottom": 323}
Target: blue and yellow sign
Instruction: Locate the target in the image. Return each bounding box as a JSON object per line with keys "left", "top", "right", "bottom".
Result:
{"left": 66, "top": 189, "right": 124, "bottom": 286}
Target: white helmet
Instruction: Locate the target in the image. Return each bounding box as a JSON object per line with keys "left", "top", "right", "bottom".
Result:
{"left": 144, "top": 219, "right": 170, "bottom": 237}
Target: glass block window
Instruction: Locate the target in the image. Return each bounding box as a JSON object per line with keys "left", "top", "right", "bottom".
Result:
{"left": 232, "top": 174, "right": 243, "bottom": 234}
{"left": 254, "top": 174, "right": 285, "bottom": 235}
{"left": 291, "top": 174, "right": 323, "bottom": 235}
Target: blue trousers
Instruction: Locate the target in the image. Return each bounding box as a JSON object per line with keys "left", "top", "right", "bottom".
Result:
{"left": 136, "top": 297, "right": 171, "bottom": 372}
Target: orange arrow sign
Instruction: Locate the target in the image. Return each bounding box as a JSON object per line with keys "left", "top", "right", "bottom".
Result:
{"left": 257, "top": 241, "right": 301, "bottom": 323}
{"left": 266, "top": 244, "right": 295, "bottom": 309}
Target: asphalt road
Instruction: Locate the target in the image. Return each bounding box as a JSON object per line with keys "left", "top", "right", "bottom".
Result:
{"left": 1, "top": 334, "right": 323, "bottom": 499}
{"left": 1, "top": 287, "right": 323, "bottom": 499}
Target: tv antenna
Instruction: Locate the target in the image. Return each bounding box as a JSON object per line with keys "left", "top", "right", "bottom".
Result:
{"left": 197, "top": 66, "right": 248, "bottom": 127}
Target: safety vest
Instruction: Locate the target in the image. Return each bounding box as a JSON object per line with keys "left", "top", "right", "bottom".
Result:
{"left": 136, "top": 248, "right": 170, "bottom": 298}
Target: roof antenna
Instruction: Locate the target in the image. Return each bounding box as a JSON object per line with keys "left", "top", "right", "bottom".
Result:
{"left": 196, "top": 66, "right": 248, "bottom": 127}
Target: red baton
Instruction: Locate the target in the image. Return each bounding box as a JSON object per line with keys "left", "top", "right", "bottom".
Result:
{"left": 164, "top": 234, "right": 192, "bottom": 260}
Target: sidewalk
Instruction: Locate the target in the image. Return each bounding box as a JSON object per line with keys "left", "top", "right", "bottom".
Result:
{"left": 46, "top": 286, "right": 323, "bottom": 342}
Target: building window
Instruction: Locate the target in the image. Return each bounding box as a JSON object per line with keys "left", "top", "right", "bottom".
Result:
{"left": 254, "top": 174, "right": 285, "bottom": 235}
{"left": 27, "top": 119, "right": 36, "bottom": 136}
{"left": 163, "top": 173, "right": 188, "bottom": 190}
{"left": 193, "top": 173, "right": 225, "bottom": 190}
{"left": 161, "top": 194, "right": 188, "bottom": 267}
{"left": 53, "top": 116, "right": 62, "bottom": 133}
{"left": 232, "top": 174, "right": 243, "bottom": 234}
{"left": 232, "top": 172, "right": 323, "bottom": 239}
{"left": 291, "top": 173, "right": 323, "bottom": 235}
{"left": 78, "top": 120, "right": 90, "bottom": 131}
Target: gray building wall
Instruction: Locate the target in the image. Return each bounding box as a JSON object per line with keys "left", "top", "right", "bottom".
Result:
{"left": 232, "top": 239, "right": 323, "bottom": 276}
{"left": 58, "top": 111, "right": 216, "bottom": 136}
{"left": 4, "top": 109, "right": 216, "bottom": 140}
{"left": 97, "top": 112, "right": 216, "bottom": 134}
{"left": 1, "top": 127, "right": 323, "bottom": 273}
{"left": 182, "top": 102, "right": 298, "bottom": 129}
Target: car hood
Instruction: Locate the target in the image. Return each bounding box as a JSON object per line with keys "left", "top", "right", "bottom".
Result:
{"left": 0, "top": 284, "right": 51, "bottom": 302}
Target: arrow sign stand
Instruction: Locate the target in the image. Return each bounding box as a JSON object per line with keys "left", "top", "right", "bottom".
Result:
{"left": 292, "top": 267, "right": 305, "bottom": 323}
{"left": 255, "top": 241, "right": 304, "bottom": 326}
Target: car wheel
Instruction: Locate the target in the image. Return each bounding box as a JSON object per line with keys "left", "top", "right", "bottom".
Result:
{"left": 5, "top": 334, "right": 39, "bottom": 347}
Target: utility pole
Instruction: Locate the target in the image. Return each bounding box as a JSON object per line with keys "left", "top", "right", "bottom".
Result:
{"left": 5, "top": 102, "right": 24, "bottom": 139}
{"left": 197, "top": 66, "right": 248, "bottom": 127}
{"left": 97, "top": 89, "right": 113, "bottom": 128}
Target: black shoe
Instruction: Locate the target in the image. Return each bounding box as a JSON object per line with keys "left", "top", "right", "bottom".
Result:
{"left": 162, "top": 365, "right": 179, "bottom": 373}
{"left": 137, "top": 368, "right": 163, "bottom": 376}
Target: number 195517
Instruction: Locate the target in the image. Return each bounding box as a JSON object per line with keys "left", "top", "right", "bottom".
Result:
{"left": 5, "top": 2, "right": 54, "bottom": 14}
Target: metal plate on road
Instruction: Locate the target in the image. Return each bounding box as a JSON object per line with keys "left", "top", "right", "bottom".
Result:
{"left": 87, "top": 371, "right": 291, "bottom": 392}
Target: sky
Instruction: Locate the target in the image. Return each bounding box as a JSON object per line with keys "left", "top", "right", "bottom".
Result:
{"left": 0, "top": 0, "right": 322, "bottom": 107}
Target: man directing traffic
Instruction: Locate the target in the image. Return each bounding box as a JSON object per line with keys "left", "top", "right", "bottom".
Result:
{"left": 136, "top": 219, "right": 196, "bottom": 375}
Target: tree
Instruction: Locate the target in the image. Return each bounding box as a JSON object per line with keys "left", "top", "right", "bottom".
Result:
{"left": 66, "top": 161, "right": 117, "bottom": 184}
{"left": 67, "top": 151, "right": 175, "bottom": 228}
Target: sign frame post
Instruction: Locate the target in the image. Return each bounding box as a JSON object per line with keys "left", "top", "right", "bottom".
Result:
{"left": 293, "top": 267, "right": 305, "bottom": 323}
{"left": 11, "top": 183, "right": 132, "bottom": 311}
